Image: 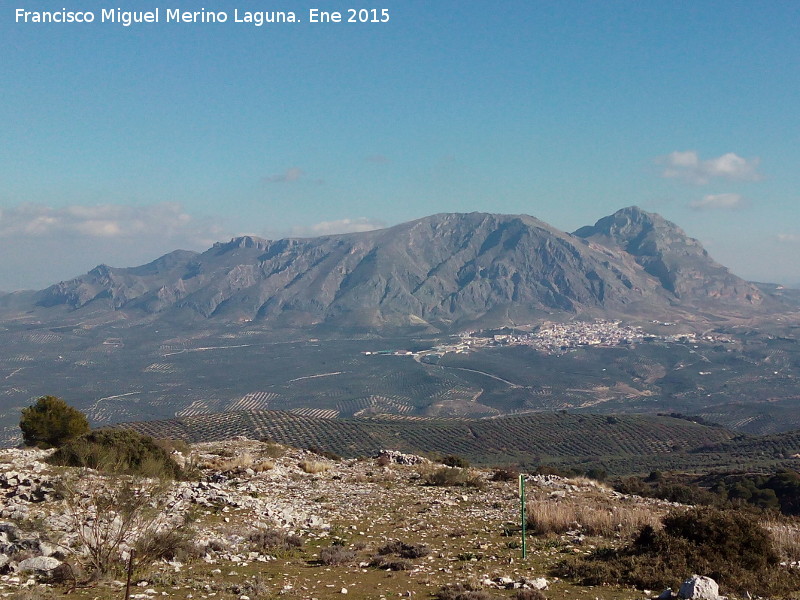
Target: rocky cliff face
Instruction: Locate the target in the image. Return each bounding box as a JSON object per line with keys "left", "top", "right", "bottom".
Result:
{"left": 28, "top": 208, "right": 769, "bottom": 331}
{"left": 573, "top": 207, "right": 764, "bottom": 304}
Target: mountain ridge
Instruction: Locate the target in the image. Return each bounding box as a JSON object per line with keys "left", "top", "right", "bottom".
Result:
{"left": 10, "top": 207, "right": 775, "bottom": 332}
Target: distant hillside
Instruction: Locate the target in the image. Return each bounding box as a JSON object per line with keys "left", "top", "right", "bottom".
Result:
{"left": 111, "top": 409, "right": 799, "bottom": 475}
{"left": 692, "top": 428, "right": 800, "bottom": 459}
{"left": 7, "top": 207, "right": 776, "bottom": 333}
{"left": 754, "top": 282, "right": 800, "bottom": 308}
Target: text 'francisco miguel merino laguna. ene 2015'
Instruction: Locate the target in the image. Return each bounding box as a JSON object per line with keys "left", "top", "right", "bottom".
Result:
{"left": 14, "top": 8, "right": 315, "bottom": 27}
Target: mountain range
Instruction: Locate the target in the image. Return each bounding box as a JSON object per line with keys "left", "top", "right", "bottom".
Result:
{"left": 3, "top": 206, "right": 800, "bottom": 446}
{"left": 0, "top": 207, "right": 777, "bottom": 332}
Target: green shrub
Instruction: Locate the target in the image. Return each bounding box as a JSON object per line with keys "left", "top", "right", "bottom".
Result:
{"left": 19, "top": 396, "right": 89, "bottom": 449}
{"left": 48, "top": 429, "right": 183, "bottom": 479}
{"left": 154, "top": 438, "right": 191, "bottom": 455}
{"left": 442, "top": 455, "right": 470, "bottom": 468}
{"left": 557, "top": 507, "right": 800, "bottom": 595}
{"left": 657, "top": 508, "right": 777, "bottom": 571}
{"left": 424, "top": 467, "right": 484, "bottom": 488}
{"left": 490, "top": 467, "right": 519, "bottom": 482}
{"left": 584, "top": 467, "right": 607, "bottom": 482}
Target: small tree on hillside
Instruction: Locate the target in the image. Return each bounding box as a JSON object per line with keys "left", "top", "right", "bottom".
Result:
{"left": 19, "top": 395, "right": 90, "bottom": 448}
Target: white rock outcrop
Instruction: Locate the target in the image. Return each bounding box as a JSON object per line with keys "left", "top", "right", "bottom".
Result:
{"left": 679, "top": 575, "right": 719, "bottom": 600}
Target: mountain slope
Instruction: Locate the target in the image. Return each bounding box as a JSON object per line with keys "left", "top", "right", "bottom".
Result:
{"left": 24, "top": 208, "right": 770, "bottom": 331}
{"left": 573, "top": 206, "right": 763, "bottom": 303}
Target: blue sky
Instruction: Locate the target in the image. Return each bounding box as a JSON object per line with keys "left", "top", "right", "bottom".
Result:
{"left": 2, "top": 1, "right": 799, "bottom": 290}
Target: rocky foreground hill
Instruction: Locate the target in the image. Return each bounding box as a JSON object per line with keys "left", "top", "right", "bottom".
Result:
{"left": 0, "top": 207, "right": 778, "bottom": 332}
{"left": 2, "top": 439, "right": 799, "bottom": 600}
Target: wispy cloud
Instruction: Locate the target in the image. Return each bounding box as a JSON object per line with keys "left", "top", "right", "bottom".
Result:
{"left": 688, "top": 193, "right": 746, "bottom": 211}
{"left": 0, "top": 203, "right": 228, "bottom": 290}
{"left": 657, "top": 150, "right": 762, "bottom": 185}
{"left": 292, "top": 217, "right": 386, "bottom": 237}
{"left": 262, "top": 166, "right": 305, "bottom": 183}
{"left": 0, "top": 202, "right": 222, "bottom": 241}
{"left": 777, "top": 233, "right": 800, "bottom": 243}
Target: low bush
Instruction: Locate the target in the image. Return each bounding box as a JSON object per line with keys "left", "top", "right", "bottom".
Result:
{"left": 319, "top": 545, "right": 356, "bottom": 565}
{"left": 153, "top": 438, "right": 191, "bottom": 455}
{"left": 369, "top": 555, "right": 411, "bottom": 571}
{"left": 490, "top": 467, "right": 519, "bottom": 482}
{"left": 377, "top": 540, "right": 430, "bottom": 559}
{"left": 423, "top": 467, "right": 484, "bottom": 489}
{"left": 247, "top": 528, "right": 303, "bottom": 554}
{"left": 441, "top": 455, "right": 470, "bottom": 468}
{"left": 435, "top": 583, "right": 493, "bottom": 600}
{"left": 135, "top": 527, "right": 200, "bottom": 563}
{"left": 557, "top": 507, "right": 800, "bottom": 595}
{"left": 259, "top": 439, "right": 286, "bottom": 457}
{"left": 48, "top": 429, "right": 183, "bottom": 479}
{"left": 514, "top": 590, "right": 546, "bottom": 600}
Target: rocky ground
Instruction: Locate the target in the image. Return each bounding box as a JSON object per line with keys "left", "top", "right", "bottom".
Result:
{"left": 0, "top": 440, "right": 793, "bottom": 600}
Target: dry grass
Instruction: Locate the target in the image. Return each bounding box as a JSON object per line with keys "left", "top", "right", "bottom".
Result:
{"left": 252, "top": 459, "right": 275, "bottom": 472}
{"left": 526, "top": 498, "right": 662, "bottom": 538}
{"left": 261, "top": 441, "right": 287, "bottom": 458}
{"left": 205, "top": 452, "right": 255, "bottom": 473}
{"left": 421, "top": 466, "right": 485, "bottom": 488}
{"left": 765, "top": 521, "right": 800, "bottom": 561}
{"left": 566, "top": 476, "right": 612, "bottom": 490}
{"left": 299, "top": 459, "right": 330, "bottom": 474}
{"left": 204, "top": 453, "right": 273, "bottom": 473}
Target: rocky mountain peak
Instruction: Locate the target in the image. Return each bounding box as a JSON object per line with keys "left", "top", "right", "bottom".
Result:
{"left": 573, "top": 206, "right": 688, "bottom": 255}
{"left": 574, "top": 207, "right": 763, "bottom": 303}
{"left": 213, "top": 235, "right": 272, "bottom": 253}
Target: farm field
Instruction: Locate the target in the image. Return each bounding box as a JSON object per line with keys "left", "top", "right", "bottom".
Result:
{"left": 2, "top": 319, "right": 800, "bottom": 447}
{"left": 116, "top": 409, "right": 800, "bottom": 476}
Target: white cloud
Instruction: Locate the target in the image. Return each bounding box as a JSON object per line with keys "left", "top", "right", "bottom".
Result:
{"left": 688, "top": 193, "right": 745, "bottom": 210}
{"left": 658, "top": 150, "right": 762, "bottom": 185}
{"left": 777, "top": 233, "right": 800, "bottom": 243}
{"left": 0, "top": 202, "right": 228, "bottom": 290}
{"left": 0, "top": 202, "right": 222, "bottom": 241}
{"left": 292, "top": 217, "right": 386, "bottom": 237}
{"left": 262, "top": 166, "right": 305, "bottom": 183}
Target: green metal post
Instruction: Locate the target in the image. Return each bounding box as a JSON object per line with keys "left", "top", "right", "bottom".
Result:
{"left": 519, "top": 474, "right": 527, "bottom": 559}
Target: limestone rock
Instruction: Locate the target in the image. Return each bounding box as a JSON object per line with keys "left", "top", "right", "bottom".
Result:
{"left": 17, "top": 555, "right": 62, "bottom": 575}
{"left": 679, "top": 575, "right": 719, "bottom": 600}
